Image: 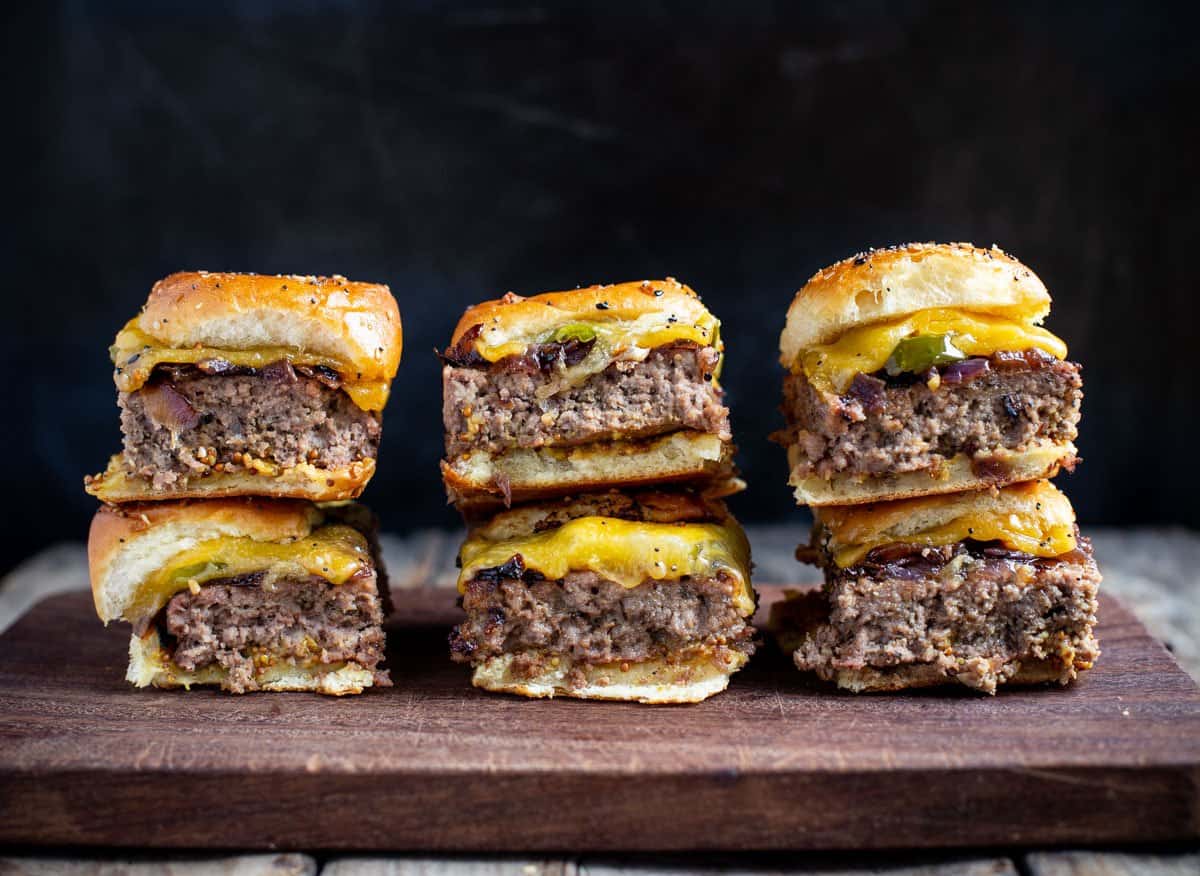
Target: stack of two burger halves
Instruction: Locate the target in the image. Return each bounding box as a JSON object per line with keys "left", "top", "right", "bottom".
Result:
{"left": 84, "top": 272, "right": 403, "bottom": 694}
{"left": 439, "top": 280, "right": 756, "bottom": 703}
{"left": 771, "top": 243, "right": 1102, "bottom": 694}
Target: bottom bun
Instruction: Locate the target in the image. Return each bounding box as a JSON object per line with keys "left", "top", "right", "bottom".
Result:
{"left": 127, "top": 631, "right": 379, "bottom": 696}
{"left": 801, "top": 653, "right": 1088, "bottom": 694}
{"left": 470, "top": 651, "right": 749, "bottom": 704}
{"left": 788, "top": 441, "right": 1075, "bottom": 507}
{"left": 85, "top": 454, "right": 373, "bottom": 503}
{"left": 444, "top": 431, "right": 736, "bottom": 509}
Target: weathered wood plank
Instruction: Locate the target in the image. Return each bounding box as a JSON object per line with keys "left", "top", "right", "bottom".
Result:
{"left": 0, "top": 854, "right": 316, "bottom": 876}
{"left": 322, "top": 860, "right": 575, "bottom": 876}
{"left": 1025, "top": 850, "right": 1200, "bottom": 876}
{"left": 578, "top": 856, "right": 1018, "bottom": 874}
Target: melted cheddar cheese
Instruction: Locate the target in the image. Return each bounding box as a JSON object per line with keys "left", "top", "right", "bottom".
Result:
{"left": 831, "top": 511, "right": 1077, "bottom": 568}
{"left": 111, "top": 323, "right": 390, "bottom": 412}
{"left": 794, "top": 308, "right": 1067, "bottom": 394}
{"left": 458, "top": 517, "right": 755, "bottom": 616}
{"left": 126, "top": 524, "right": 370, "bottom": 625}
{"left": 474, "top": 312, "right": 721, "bottom": 364}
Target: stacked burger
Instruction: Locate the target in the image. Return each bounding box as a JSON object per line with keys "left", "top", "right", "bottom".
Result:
{"left": 84, "top": 272, "right": 402, "bottom": 695}
{"left": 771, "top": 244, "right": 1101, "bottom": 694}
{"left": 440, "top": 279, "right": 756, "bottom": 703}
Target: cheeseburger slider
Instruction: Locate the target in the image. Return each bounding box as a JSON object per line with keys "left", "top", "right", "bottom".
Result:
{"left": 772, "top": 480, "right": 1100, "bottom": 694}
{"left": 85, "top": 271, "right": 402, "bottom": 503}
{"left": 440, "top": 278, "right": 736, "bottom": 510}
{"left": 89, "top": 498, "right": 391, "bottom": 695}
{"left": 448, "top": 489, "right": 756, "bottom": 703}
{"left": 776, "top": 243, "right": 1081, "bottom": 506}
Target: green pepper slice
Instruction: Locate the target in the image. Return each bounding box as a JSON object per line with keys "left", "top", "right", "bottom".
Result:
{"left": 884, "top": 333, "right": 967, "bottom": 376}
{"left": 550, "top": 323, "right": 597, "bottom": 344}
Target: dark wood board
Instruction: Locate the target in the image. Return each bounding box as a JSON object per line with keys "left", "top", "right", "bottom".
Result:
{"left": 0, "top": 587, "right": 1197, "bottom": 852}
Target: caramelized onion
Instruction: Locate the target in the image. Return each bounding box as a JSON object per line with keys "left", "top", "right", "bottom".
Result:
{"left": 260, "top": 360, "right": 298, "bottom": 383}
{"left": 846, "top": 372, "right": 886, "bottom": 412}
{"left": 940, "top": 357, "right": 990, "bottom": 385}
{"left": 140, "top": 382, "right": 200, "bottom": 431}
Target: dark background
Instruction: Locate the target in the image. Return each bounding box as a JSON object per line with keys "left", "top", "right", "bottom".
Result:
{"left": 5, "top": 1, "right": 1198, "bottom": 572}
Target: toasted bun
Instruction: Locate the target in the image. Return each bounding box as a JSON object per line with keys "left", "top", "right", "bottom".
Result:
{"left": 780, "top": 243, "right": 1051, "bottom": 366}
{"left": 449, "top": 278, "right": 713, "bottom": 349}
{"left": 802, "top": 655, "right": 1092, "bottom": 694}
{"left": 89, "top": 498, "right": 326, "bottom": 623}
{"left": 84, "top": 454, "right": 375, "bottom": 504}
{"left": 467, "top": 489, "right": 732, "bottom": 539}
{"left": 788, "top": 441, "right": 1075, "bottom": 507}
{"left": 127, "top": 631, "right": 378, "bottom": 695}
{"left": 469, "top": 651, "right": 748, "bottom": 704}
{"left": 442, "top": 431, "right": 738, "bottom": 510}
{"left": 814, "top": 478, "right": 1075, "bottom": 551}
{"left": 123, "top": 271, "right": 402, "bottom": 380}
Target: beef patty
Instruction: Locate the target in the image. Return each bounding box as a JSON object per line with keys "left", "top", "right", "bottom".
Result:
{"left": 779, "top": 352, "right": 1081, "bottom": 480}
{"left": 442, "top": 342, "right": 729, "bottom": 458}
{"left": 449, "top": 569, "right": 755, "bottom": 668}
{"left": 793, "top": 538, "right": 1101, "bottom": 694}
{"left": 120, "top": 362, "right": 381, "bottom": 489}
{"left": 161, "top": 573, "right": 389, "bottom": 694}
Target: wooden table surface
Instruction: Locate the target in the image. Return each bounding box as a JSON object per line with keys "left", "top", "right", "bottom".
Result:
{"left": 1, "top": 525, "right": 1197, "bottom": 873}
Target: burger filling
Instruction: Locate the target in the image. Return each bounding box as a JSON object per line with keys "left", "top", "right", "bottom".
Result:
{"left": 449, "top": 564, "right": 755, "bottom": 685}
{"left": 442, "top": 340, "right": 729, "bottom": 457}
{"left": 789, "top": 536, "right": 1100, "bottom": 694}
{"left": 119, "top": 362, "right": 381, "bottom": 489}
{"left": 153, "top": 572, "right": 390, "bottom": 694}
{"left": 778, "top": 349, "right": 1081, "bottom": 481}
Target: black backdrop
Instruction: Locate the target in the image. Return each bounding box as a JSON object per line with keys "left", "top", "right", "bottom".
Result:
{"left": 6, "top": 1, "right": 1198, "bottom": 573}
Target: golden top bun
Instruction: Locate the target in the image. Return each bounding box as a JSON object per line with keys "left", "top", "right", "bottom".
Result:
{"left": 84, "top": 454, "right": 374, "bottom": 504}
{"left": 779, "top": 242, "right": 1052, "bottom": 365}
{"left": 814, "top": 479, "right": 1075, "bottom": 553}
{"left": 88, "top": 498, "right": 329, "bottom": 624}
{"left": 467, "top": 489, "right": 731, "bottom": 540}
{"left": 449, "top": 277, "right": 714, "bottom": 349}
{"left": 122, "top": 271, "right": 402, "bottom": 381}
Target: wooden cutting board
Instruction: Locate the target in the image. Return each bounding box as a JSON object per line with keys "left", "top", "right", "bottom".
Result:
{"left": 0, "top": 587, "right": 1197, "bottom": 851}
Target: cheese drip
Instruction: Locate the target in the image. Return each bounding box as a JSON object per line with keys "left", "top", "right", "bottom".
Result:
{"left": 458, "top": 517, "right": 755, "bottom": 616}
{"left": 126, "top": 524, "right": 371, "bottom": 626}
{"left": 832, "top": 511, "right": 1077, "bottom": 568}
{"left": 111, "top": 323, "right": 390, "bottom": 412}
{"left": 795, "top": 309, "right": 1067, "bottom": 394}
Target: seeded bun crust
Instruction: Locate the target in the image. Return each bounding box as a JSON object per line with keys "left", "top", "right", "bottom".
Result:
{"left": 442, "top": 431, "right": 738, "bottom": 511}
{"left": 88, "top": 498, "right": 330, "bottom": 624}
{"left": 813, "top": 479, "right": 1075, "bottom": 556}
{"left": 84, "top": 454, "right": 375, "bottom": 505}
{"left": 449, "top": 277, "right": 714, "bottom": 350}
{"left": 469, "top": 651, "right": 750, "bottom": 704}
{"left": 779, "top": 243, "right": 1052, "bottom": 367}
{"left": 119, "top": 271, "right": 402, "bottom": 382}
